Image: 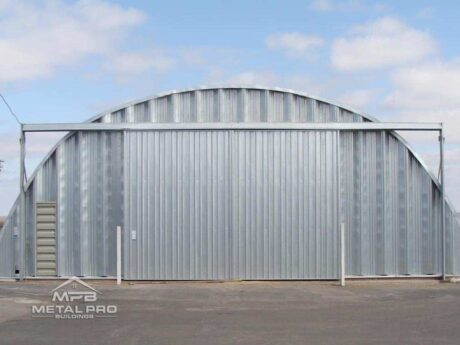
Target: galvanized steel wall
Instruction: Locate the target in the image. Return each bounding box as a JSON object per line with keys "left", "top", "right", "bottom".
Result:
{"left": 124, "top": 130, "right": 338, "bottom": 279}
{"left": 124, "top": 131, "right": 231, "bottom": 280}
{"left": 0, "top": 209, "right": 17, "bottom": 277}
{"left": 341, "top": 131, "right": 442, "bottom": 276}
{"left": 54, "top": 132, "right": 123, "bottom": 276}
{"left": 0, "top": 87, "right": 459, "bottom": 278}
{"left": 18, "top": 132, "right": 123, "bottom": 277}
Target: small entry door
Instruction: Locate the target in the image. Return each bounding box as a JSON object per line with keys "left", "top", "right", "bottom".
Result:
{"left": 35, "top": 202, "right": 57, "bottom": 276}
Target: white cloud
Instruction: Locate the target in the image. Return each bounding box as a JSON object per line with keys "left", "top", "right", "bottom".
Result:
{"left": 385, "top": 60, "right": 460, "bottom": 110}
{"left": 382, "top": 60, "right": 460, "bottom": 143}
{"left": 266, "top": 32, "right": 323, "bottom": 59}
{"left": 338, "top": 89, "right": 379, "bottom": 109}
{"left": 0, "top": 0, "right": 147, "bottom": 83}
{"left": 331, "top": 17, "right": 437, "bottom": 71}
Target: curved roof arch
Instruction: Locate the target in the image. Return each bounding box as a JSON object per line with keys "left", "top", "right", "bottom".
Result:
{"left": 0, "top": 85, "right": 456, "bottom": 237}
{"left": 19, "top": 85, "right": 453, "bottom": 212}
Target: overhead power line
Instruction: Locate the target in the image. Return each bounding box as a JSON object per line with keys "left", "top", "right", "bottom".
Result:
{"left": 0, "top": 93, "right": 22, "bottom": 125}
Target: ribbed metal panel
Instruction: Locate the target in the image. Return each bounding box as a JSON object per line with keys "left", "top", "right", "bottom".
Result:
{"left": 55, "top": 132, "right": 123, "bottom": 277}
{"left": 124, "top": 130, "right": 338, "bottom": 280}
{"left": 340, "top": 131, "right": 443, "bottom": 276}
{"left": 0, "top": 209, "right": 17, "bottom": 277}
{"left": 446, "top": 206, "right": 460, "bottom": 274}
{"left": 0, "top": 87, "right": 459, "bottom": 278}
{"left": 231, "top": 131, "right": 339, "bottom": 279}
{"left": 124, "top": 131, "right": 231, "bottom": 279}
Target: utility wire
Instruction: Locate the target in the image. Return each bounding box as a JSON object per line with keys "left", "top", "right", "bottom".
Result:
{"left": 0, "top": 93, "right": 22, "bottom": 125}
{"left": 0, "top": 93, "right": 26, "bottom": 182}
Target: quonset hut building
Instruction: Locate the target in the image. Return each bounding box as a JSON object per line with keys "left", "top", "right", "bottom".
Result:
{"left": 0, "top": 87, "right": 459, "bottom": 280}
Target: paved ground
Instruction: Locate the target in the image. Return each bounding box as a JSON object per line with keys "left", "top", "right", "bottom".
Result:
{"left": 0, "top": 279, "right": 459, "bottom": 345}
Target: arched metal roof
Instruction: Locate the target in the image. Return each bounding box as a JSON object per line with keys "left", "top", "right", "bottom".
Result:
{"left": 19, "top": 86, "right": 455, "bottom": 212}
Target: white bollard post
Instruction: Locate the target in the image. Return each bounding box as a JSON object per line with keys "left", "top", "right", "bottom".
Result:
{"left": 117, "top": 226, "right": 122, "bottom": 285}
{"left": 340, "top": 223, "right": 345, "bottom": 287}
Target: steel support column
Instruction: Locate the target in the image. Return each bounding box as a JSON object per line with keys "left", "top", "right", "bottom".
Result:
{"left": 19, "top": 125, "right": 25, "bottom": 280}
{"left": 440, "top": 125, "right": 446, "bottom": 280}
{"left": 336, "top": 129, "right": 343, "bottom": 285}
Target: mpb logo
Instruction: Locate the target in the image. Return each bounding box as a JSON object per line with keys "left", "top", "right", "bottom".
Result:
{"left": 51, "top": 278, "right": 99, "bottom": 302}
{"left": 52, "top": 291, "right": 97, "bottom": 302}
{"left": 32, "top": 276, "right": 117, "bottom": 319}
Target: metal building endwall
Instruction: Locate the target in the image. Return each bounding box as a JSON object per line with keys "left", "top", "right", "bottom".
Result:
{"left": 0, "top": 87, "right": 459, "bottom": 279}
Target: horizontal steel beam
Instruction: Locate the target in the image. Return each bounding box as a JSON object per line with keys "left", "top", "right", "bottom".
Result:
{"left": 22, "top": 122, "right": 443, "bottom": 132}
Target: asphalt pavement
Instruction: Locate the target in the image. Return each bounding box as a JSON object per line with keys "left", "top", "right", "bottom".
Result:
{"left": 0, "top": 279, "right": 459, "bottom": 345}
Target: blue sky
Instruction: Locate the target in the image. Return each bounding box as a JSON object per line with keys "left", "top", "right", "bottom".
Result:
{"left": 1, "top": 0, "right": 460, "bottom": 214}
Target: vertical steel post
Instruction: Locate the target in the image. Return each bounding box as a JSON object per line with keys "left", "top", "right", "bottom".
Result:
{"left": 336, "top": 130, "right": 345, "bottom": 286}
{"left": 117, "top": 226, "right": 122, "bottom": 285}
{"left": 19, "top": 125, "right": 25, "bottom": 280}
{"left": 340, "top": 223, "right": 345, "bottom": 286}
{"left": 440, "top": 125, "right": 446, "bottom": 280}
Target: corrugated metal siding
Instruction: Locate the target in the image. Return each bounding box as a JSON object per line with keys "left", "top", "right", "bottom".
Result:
{"left": 231, "top": 131, "right": 338, "bottom": 279}
{"left": 340, "top": 131, "right": 443, "bottom": 276}
{"left": 0, "top": 209, "right": 17, "bottom": 277}
{"left": 0, "top": 87, "right": 459, "bottom": 278}
{"left": 124, "top": 130, "right": 338, "bottom": 280}
{"left": 124, "top": 131, "right": 231, "bottom": 279}
{"left": 144, "top": 90, "right": 367, "bottom": 124}
{"left": 55, "top": 132, "right": 123, "bottom": 277}
{"left": 446, "top": 206, "right": 460, "bottom": 274}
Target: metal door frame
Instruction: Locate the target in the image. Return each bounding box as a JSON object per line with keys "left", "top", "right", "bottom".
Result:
{"left": 19, "top": 121, "right": 445, "bottom": 280}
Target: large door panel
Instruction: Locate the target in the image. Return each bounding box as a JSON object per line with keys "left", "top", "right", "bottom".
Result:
{"left": 124, "top": 131, "right": 230, "bottom": 280}
{"left": 230, "top": 131, "right": 339, "bottom": 279}
{"left": 124, "top": 130, "right": 339, "bottom": 280}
